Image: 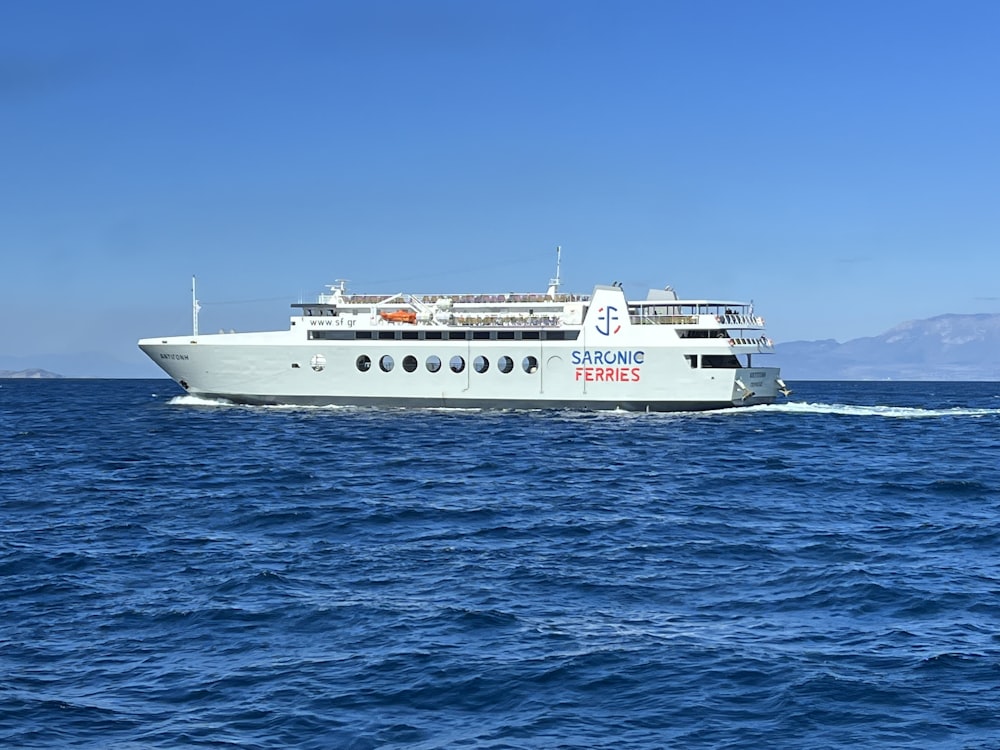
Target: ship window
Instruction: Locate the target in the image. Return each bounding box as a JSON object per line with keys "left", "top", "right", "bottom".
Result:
{"left": 291, "top": 363, "right": 300, "bottom": 369}
{"left": 425, "top": 331, "right": 443, "bottom": 340}
{"left": 473, "top": 355, "right": 489, "bottom": 373}
{"left": 473, "top": 331, "right": 491, "bottom": 340}
{"left": 522, "top": 331, "right": 540, "bottom": 340}
{"left": 497, "top": 331, "right": 516, "bottom": 340}
{"left": 401, "top": 331, "right": 419, "bottom": 340}
{"left": 309, "top": 330, "right": 353, "bottom": 340}
{"left": 498, "top": 356, "right": 514, "bottom": 374}
{"left": 402, "top": 355, "right": 418, "bottom": 372}
{"left": 450, "top": 355, "right": 466, "bottom": 373}
{"left": 356, "top": 355, "right": 371, "bottom": 372}
{"left": 378, "top": 331, "right": 396, "bottom": 340}
{"left": 426, "top": 355, "right": 442, "bottom": 373}
{"left": 355, "top": 331, "right": 373, "bottom": 339}
{"left": 685, "top": 354, "right": 698, "bottom": 369}
{"left": 448, "top": 331, "right": 468, "bottom": 340}
{"left": 544, "top": 330, "right": 579, "bottom": 340}
{"left": 701, "top": 354, "right": 740, "bottom": 369}
{"left": 379, "top": 355, "right": 394, "bottom": 372}
{"left": 522, "top": 355, "right": 538, "bottom": 374}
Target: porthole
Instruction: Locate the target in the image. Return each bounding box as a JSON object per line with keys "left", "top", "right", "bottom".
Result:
{"left": 311, "top": 353, "right": 326, "bottom": 372}
{"left": 449, "top": 355, "right": 466, "bottom": 373}
{"left": 498, "top": 355, "right": 514, "bottom": 374}
{"left": 522, "top": 355, "right": 538, "bottom": 374}
{"left": 473, "top": 355, "right": 489, "bottom": 373}
{"left": 379, "top": 355, "right": 394, "bottom": 372}
{"left": 403, "top": 355, "right": 418, "bottom": 372}
{"left": 356, "top": 355, "right": 371, "bottom": 372}
{"left": 426, "top": 355, "right": 442, "bottom": 373}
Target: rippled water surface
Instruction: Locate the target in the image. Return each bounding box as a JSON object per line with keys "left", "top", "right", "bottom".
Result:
{"left": 2, "top": 379, "right": 1000, "bottom": 748}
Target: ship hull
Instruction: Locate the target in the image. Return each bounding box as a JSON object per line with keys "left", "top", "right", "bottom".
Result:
{"left": 139, "top": 335, "right": 781, "bottom": 412}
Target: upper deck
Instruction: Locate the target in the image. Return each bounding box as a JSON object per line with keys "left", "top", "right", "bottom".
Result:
{"left": 290, "top": 282, "right": 767, "bottom": 337}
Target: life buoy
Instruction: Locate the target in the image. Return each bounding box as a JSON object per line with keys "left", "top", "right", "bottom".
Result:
{"left": 728, "top": 338, "right": 736, "bottom": 346}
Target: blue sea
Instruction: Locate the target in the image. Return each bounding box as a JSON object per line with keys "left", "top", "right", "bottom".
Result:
{"left": 2, "top": 379, "right": 999, "bottom": 749}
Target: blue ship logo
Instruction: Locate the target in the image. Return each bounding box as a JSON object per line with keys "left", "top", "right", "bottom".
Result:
{"left": 595, "top": 305, "right": 621, "bottom": 336}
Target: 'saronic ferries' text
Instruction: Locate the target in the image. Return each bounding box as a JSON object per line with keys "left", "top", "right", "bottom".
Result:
{"left": 572, "top": 349, "right": 644, "bottom": 382}
{"left": 571, "top": 349, "right": 644, "bottom": 365}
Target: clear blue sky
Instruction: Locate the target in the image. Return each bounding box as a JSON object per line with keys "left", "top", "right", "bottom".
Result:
{"left": 3, "top": 0, "right": 998, "bottom": 376}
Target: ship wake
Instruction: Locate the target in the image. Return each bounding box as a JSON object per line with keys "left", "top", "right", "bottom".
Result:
{"left": 738, "top": 401, "right": 1000, "bottom": 419}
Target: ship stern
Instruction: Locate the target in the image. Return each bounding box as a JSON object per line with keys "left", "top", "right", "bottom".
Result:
{"left": 731, "top": 366, "right": 785, "bottom": 406}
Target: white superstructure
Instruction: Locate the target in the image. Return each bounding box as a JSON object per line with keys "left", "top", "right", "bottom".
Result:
{"left": 139, "top": 264, "right": 789, "bottom": 411}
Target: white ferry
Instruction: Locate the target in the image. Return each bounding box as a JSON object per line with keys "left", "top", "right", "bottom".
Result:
{"left": 138, "top": 253, "right": 789, "bottom": 411}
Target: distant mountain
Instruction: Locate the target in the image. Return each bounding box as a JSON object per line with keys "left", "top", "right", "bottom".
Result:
{"left": 0, "top": 369, "right": 63, "bottom": 379}
{"left": 778, "top": 313, "right": 1000, "bottom": 380}
{"left": 0, "top": 352, "right": 161, "bottom": 379}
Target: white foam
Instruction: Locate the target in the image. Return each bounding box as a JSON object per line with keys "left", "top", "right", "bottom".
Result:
{"left": 163, "top": 394, "right": 997, "bottom": 419}
{"left": 736, "top": 401, "right": 999, "bottom": 419}
{"left": 166, "top": 396, "right": 363, "bottom": 411}
{"left": 167, "top": 394, "right": 236, "bottom": 407}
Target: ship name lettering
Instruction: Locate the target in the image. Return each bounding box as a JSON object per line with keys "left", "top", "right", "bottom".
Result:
{"left": 574, "top": 367, "right": 641, "bottom": 382}
{"left": 570, "top": 349, "right": 644, "bottom": 366}
{"left": 159, "top": 353, "right": 189, "bottom": 360}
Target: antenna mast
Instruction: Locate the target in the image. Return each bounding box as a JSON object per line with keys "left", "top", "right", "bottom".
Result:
{"left": 546, "top": 245, "right": 562, "bottom": 298}
{"left": 192, "top": 275, "right": 201, "bottom": 336}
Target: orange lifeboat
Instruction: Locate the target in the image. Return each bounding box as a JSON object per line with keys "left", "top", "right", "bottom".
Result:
{"left": 380, "top": 310, "right": 417, "bottom": 324}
